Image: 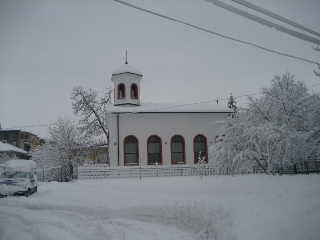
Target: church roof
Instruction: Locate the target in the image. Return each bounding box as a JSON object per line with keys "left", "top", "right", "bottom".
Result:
{"left": 112, "top": 63, "right": 142, "bottom": 76}
{"left": 105, "top": 103, "right": 233, "bottom": 114}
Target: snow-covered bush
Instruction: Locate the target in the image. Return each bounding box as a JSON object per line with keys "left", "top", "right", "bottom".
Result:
{"left": 227, "top": 93, "right": 238, "bottom": 117}
{"left": 196, "top": 151, "right": 207, "bottom": 179}
{"left": 31, "top": 117, "right": 93, "bottom": 181}
{"left": 210, "top": 73, "right": 320, "bottom": 174}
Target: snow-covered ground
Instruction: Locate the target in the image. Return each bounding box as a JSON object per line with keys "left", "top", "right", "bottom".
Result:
{"left": 0, "top": 174, "right": 319, "bottom": 240}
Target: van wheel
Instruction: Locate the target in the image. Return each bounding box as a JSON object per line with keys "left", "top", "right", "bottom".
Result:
{"left": 25, "top": 189, "right": 30, "bottom": 197}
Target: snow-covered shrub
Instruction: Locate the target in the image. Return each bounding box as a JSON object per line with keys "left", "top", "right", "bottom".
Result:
{"left": 31, "top": 117, "right": 95, "bottom": 181}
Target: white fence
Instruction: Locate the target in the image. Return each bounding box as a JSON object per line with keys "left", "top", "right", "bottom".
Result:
{"left": 78, "top": 165, "right": 198, "bottom": 180}
{"left": 77, "top": 164, "right": 265, "bottom": 180}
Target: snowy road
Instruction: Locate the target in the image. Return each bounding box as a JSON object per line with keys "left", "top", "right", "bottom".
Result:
{"left": 0, "top": 202, "right": 198, "bottom": 240}
{"left": 0, "top": 175, "right": 319, "bottom": 240}
{"left": 0, "top": 199, "right": 234, "bottom": 240}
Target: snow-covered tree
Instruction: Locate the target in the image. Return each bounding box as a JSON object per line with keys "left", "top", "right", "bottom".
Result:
{"left": 31, "top": 117, "right": 92, "bottom": 181}
{"left": 71, "top": 86, "right": 113, "bottom": 160}
{"left": 209, "top": 72, "right": 320, "bottom": 175}
{"left": 227, "top": 93, "right": 238, "bottom": 116}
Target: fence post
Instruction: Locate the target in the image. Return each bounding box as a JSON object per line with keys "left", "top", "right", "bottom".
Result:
{"left": 139, "top": 159, "right": 141, "bottom": 180}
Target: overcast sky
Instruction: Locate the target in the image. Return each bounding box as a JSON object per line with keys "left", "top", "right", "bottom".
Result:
{"left": 1, "top": 0, "right": 319, "bottom": 138}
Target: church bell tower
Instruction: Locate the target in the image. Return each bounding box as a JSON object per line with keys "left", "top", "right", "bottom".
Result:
{"left": 111, "top": 52, "right": 142, "bottom": 106}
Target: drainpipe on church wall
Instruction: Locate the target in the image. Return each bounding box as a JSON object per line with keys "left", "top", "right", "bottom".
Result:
{"left": 117, "top": 113, "right": 120, "bottom": 166}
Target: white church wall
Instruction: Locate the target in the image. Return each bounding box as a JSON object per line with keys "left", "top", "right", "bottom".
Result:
{"left": 108, "top": 112, "right": 229, "bottom": 166}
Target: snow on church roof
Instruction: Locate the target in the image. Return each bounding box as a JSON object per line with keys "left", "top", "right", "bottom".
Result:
{"left": 105, "top": 103, "right": 233, "bottom": 114}
{"left": 112, "top": 63, "right": 142, "bottom": 76}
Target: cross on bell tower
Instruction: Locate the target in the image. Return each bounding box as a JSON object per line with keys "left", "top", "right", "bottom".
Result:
{"left": 125, "top": 50, "right": 128, "bottom": 64}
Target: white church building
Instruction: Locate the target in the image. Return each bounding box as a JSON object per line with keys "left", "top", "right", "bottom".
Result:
{"left": 105, "top": 61, "right": 233, "bottom": 166}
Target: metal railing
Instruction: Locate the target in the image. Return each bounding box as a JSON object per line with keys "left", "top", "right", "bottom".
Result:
{"left": 292, "top": 160, "right": 320, "bottom": 174}
{"left": 37, "top": 167, "right": 62, "bottom": 182}
{"left": 78, "top": 160, "right": 320, "bottom": 180}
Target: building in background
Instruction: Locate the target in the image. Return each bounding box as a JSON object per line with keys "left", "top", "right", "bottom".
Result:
{"left": 0, "top": 129, "right": 40, "bottom": 153}
{"left": 0, "top": 141, "right": 30, "bottom": 160}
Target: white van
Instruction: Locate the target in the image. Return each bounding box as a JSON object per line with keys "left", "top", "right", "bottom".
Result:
{"left": 0, "top": 160, "right": 38, "bottom": 197}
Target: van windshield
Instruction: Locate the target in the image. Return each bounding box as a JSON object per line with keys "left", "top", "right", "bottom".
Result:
{"left": 1, "top": 172, "right": 29, "bottom": 179}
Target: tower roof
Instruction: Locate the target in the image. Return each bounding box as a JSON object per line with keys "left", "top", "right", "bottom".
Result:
{"left": 112, "top": 63, "right": 142, "bottom": 76}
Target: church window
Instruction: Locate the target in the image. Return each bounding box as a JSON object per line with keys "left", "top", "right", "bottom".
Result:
{"left": 124, "top": 135, "right": 138, "bottom": 165}
{"left": 118, "top": 83, "right": 125, "bottom": 99}
{"left": 131, "top": 84, "right": 138, "bottom": 99}
{"left": 194, "top": 135, "right": 207, "bottom": 164}
{"left": 171, "top": 135, "right": 185, "bottom": 164}
{"left": 148, "top": 135, "right": 162, "bottom": 165}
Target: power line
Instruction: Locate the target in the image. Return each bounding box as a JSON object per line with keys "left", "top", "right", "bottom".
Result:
{"left": 114, "top": 0, "right": 319, "bottom": 66}
{"left": 231, "top": 0, "right": 320, "bottom": 38}
{"left": 118, "top": 80, "right": 320, "bottom": 114}
{"left": 116, "top": 92, "right": 262, "bottom": 115}
{"left": 3, "top": 84, "right": 319, "bottom": 127}
{"left": 206, "top": 0, "right": 320, "bottom": 44}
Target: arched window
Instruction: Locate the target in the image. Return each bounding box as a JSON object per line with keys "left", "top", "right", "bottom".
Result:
{"left": 118, "top": 83, "right": 125, "bottom": 99}
{"left": 171, "top": 135, "right": 185, "bottom": 164}
{"left": 148, "top": 135, "right": 162, "bottom": 165}
{"left": 124, "top": 135, "right": 138, "bottom": 165}
{"left": 194, "top": 135, "right": 207, "bottom": 164}
{"left": 131, "top": 84, "right": 138, "bottom": 99}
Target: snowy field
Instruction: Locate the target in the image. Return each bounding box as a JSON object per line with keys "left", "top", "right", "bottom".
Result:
{"left": 0, "top": 174, "right": 319, "bottom": 240}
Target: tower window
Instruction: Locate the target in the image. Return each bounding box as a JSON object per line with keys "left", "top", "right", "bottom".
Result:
{"left": 131, "top": 84, "right": 138, "bottom": 99}
{"left": 118, "top": 83, "right": 125, "bottom": 99}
